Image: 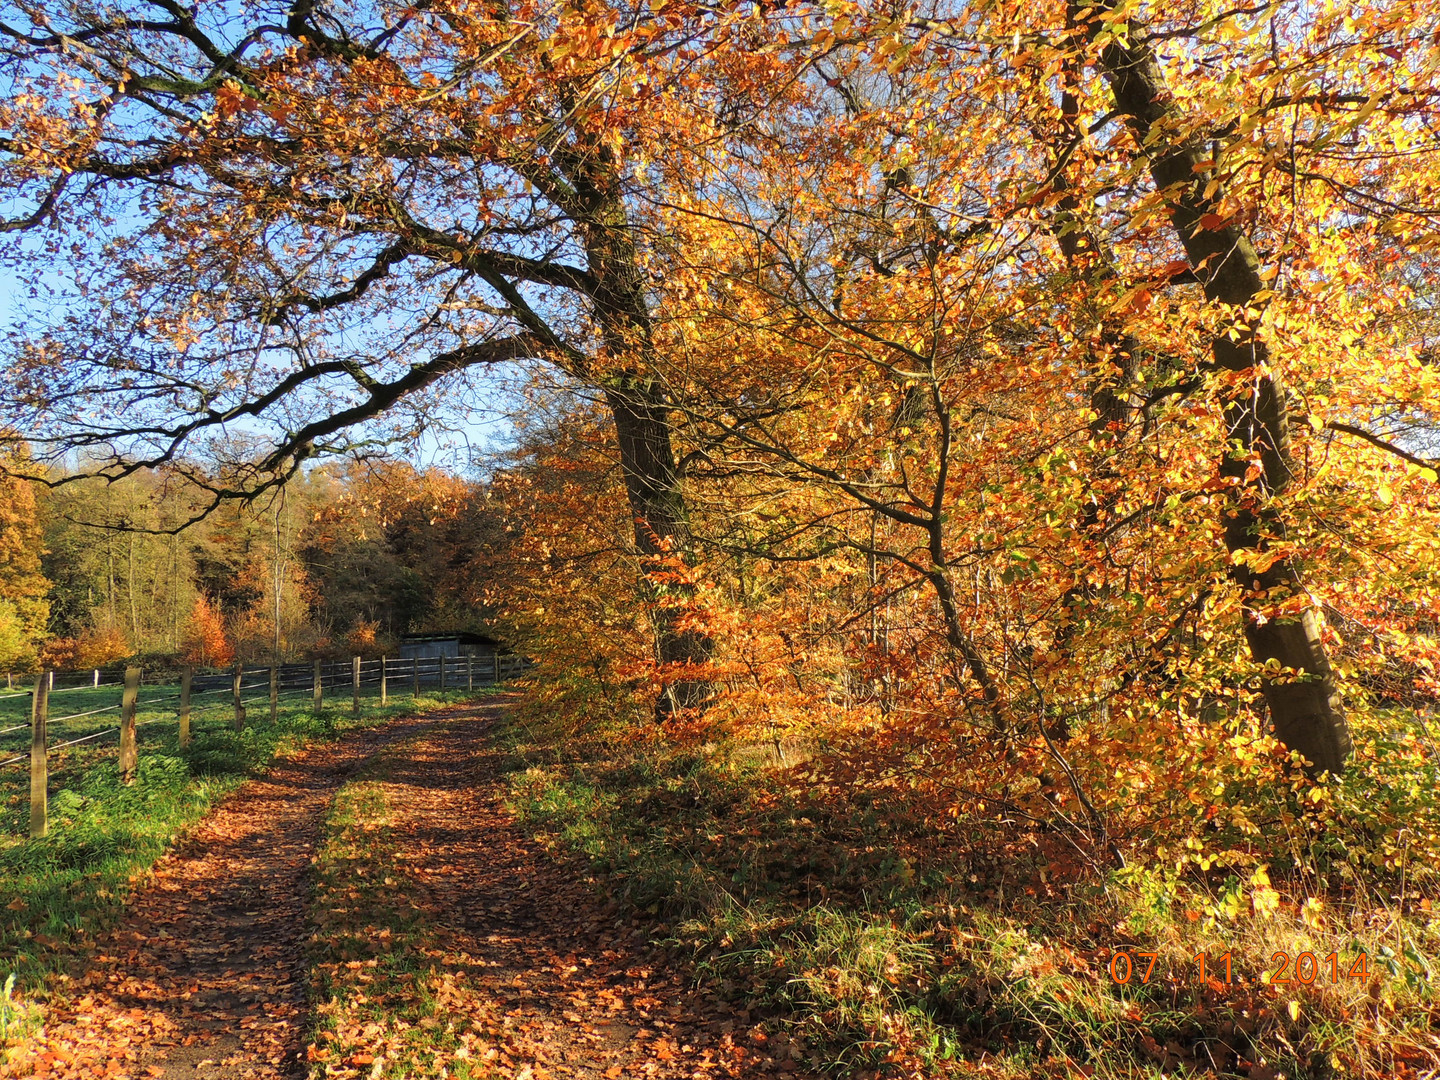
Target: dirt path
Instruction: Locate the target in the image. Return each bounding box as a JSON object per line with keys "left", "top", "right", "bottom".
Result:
{"left": 369, "top": 717, "right": 807, "bottom": 1079}
{"left": 5, "top": 709, "right": 444, "bottom": 1080}
{"left": 5, "top": 704, "right": 807, "bottom": 1080}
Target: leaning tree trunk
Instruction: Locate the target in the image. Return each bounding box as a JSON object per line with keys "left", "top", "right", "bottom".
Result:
{"left": 585, "top": 190, "right": 713, "bottom": 720}
{"left": 1090, "top": 5, "right": 1352, "bottom": 775}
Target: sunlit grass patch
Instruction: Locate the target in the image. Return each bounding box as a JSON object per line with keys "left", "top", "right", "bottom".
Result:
{"left": 305, "top": 759, "right": 488, "bottom": 1079}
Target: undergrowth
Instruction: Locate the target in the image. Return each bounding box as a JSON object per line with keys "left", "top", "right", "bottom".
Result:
{"left": 499, "top": 709, "right": 1440, "bottom": 1079}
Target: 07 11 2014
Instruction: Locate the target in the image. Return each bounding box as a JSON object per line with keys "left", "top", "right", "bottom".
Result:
{"left": 1107, "top": 950, "right": 1370, "bottom": 986}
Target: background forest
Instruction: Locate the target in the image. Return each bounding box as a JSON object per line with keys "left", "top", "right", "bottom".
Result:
{"left": 0, "top": 458, "right": 504, "bottom": 674}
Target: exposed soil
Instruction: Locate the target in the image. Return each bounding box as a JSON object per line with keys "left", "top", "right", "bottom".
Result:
{"left": 4, "top": 702, "right": 807, "bottom": 1079}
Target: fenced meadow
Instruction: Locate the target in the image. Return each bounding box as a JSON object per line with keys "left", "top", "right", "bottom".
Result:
{"left": 2, "top": 653, "right": 526, "bottom": 841}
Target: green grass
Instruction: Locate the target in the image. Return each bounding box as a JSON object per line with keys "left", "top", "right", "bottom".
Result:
{"left": 304, "top": 746, "right": 486, "bottom": 1079}
{"left": 0, "top": 680, "right": 488, "bottom": 1004}
{"left": 498, "top": 718, "right": 1440, "bottom": 1079}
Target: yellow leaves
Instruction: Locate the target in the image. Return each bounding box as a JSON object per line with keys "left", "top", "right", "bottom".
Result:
{"left": 1230, "top": 546, "right": 1278, "bottom": 575}
{"left": 872, "top": 34, "right": 904, "bottom": 59}
{"left": 1352, "top": 93, "right": 1384, "bottom": 128}
{"left": 1181, "top": 836, "right": 1218, "bottom": 871}
{"left": 1250, "top": 865, "right": 1280, "bottom": 918}
{"left": 1212, "top": 886, "right": 1245, "bottom": 922}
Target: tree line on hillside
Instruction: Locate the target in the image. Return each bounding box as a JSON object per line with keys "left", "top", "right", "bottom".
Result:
{"left": 0, "top": 455, "right": 505, "bottom": 673}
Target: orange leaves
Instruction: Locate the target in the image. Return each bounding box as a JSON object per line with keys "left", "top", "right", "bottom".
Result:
{"left": 39, "top": 627, "right": 129, "bottom": 670}
{"left": 214, "top": 81, "right": 260, "bottom": 120}
{"left": 346, "top": 619, "right": 384, "bottom": 658}
{"left": 0, "top": 455, "right": 48, "bottom": 669}
{"left": 179, "top": 593, "right": 233, "bottom": 668}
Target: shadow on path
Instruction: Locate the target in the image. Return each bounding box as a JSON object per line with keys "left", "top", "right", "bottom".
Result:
{"left": 5, "top": 708, "right": 453, "bottom": 1080}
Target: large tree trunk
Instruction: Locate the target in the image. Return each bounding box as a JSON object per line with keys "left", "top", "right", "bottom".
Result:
{"left": 585, "top": 192, "right": 714, "bottom": 719}
{"left": 1090, "top": 6, "right": 1352, "bottom": 774}
{"left": 605, "top": 379, "right": 714, "bottom": 717}
{"left": 1042, "top": 81, "right": 1142, "bottom": 739}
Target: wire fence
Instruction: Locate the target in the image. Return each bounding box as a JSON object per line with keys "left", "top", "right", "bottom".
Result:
{"left": 4, "top": 652, "right": 528, "bottom": 838}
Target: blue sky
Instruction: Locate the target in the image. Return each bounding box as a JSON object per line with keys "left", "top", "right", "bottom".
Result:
{"left": 0, "top": 250, "right": 520, "bottom": 480}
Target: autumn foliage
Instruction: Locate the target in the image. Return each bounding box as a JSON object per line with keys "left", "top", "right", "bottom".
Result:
{"left": 0, "top": 444, "right": 49, "bottom": 669}
{"left": 179, "top": 594, "right": 233, "bottom": 669}
{"left": 37, "top": 627, "right": 129, "bottom": 671}
{"left": 2, "top": 0, "right": 1440, "bottom": 1071}
{"left": 0, "top": 0, "right": 1433, "bottom": 864}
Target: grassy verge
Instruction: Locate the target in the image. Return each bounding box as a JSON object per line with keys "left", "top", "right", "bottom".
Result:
{"left": 0, "top": 685, "right": 484, "bottom": 1006}
{"left": 303, "top": 747, "right": 485, "bottom": 1079}
{"left": 499, "top": 717, "right": 1439, "bottom": 1079}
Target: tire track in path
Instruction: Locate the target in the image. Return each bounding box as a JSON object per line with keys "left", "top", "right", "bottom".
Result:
{"left": 366, "top": 717, "right": 812, "bottom": 1079}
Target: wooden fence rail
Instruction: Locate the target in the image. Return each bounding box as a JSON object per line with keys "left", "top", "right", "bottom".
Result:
{"left": 2, "top": 652, "right": 528, "bottom": 839}
{"left": 4, "top": 654, "right": 525, "bottom": 695}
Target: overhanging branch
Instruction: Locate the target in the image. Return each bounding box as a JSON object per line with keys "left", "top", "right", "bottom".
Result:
{"left": 1325, "top": 420, "right": 1439, "bottom": 472}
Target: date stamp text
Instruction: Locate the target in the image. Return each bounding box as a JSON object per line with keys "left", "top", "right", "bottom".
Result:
{"left": 1107, "top": 950, "right": 1371, "bottom": 987}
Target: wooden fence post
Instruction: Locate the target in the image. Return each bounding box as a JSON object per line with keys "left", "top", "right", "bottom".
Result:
{"left": 119, "top": 666, "right": 140, "bottom": 784}
{"left": 313, "top": 659, "right": 323, "bottom": 715}
{"left": 352, "top": 656, "right": 361, "bottom": 718}
{"left": 467, "top": 654, "right": 474, "bottom": 692}
{"left": 494, "top": 653, "right": 501, "bottom": 683}
{"left": 269, "top": 666, "right": 279, "bottom": 724}
{"left": 92, "top": 668, "right": 100, "bottom": 687}
{"left": 232, "top": 665, "right": 246, "bottom": 732}
{"left": 413, "top": 656, "right": 421, "bottom": 697}
{"left": 380, "top": 656, "right": 388, "bottom": 705}
{"left": 438, "top": 654, "right": 446, "bottom": 692}
{"left": 179, "top": 666, "right": 193, "bottom": 748}
{"left": 30, "top": 672, "right": 49, "bottom": 839}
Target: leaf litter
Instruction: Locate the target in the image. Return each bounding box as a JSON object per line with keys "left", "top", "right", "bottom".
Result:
{"left": 2, "top": 700, "right": 810, "bottom": 1079}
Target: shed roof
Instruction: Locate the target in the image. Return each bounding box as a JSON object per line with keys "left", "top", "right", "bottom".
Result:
{"left": 398, "top": 631, "right": 503, "bottom": 646}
